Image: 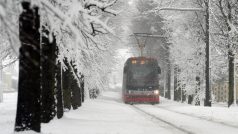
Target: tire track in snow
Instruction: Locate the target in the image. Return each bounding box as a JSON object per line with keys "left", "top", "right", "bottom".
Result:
{"left": 132, "top": 104, "right": 238, "bottom": 134}
{"left": 131, "top": 105, "right": 195, "bottom": 134}
{"left": 155, "top": 105, "right": 238, "bottom": 129}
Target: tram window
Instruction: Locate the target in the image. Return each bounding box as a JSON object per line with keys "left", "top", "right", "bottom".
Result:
{"left": 130, "top": 65, "right": 156, "bottom": 77}
{"left": 157, "top": 66, "right": 161, "bottom": 74}
{"left": 123, "top": 66, "right": 128, "bottom": 73}
{"left": 132, "top": 60, "right": 137, "bottom": 64}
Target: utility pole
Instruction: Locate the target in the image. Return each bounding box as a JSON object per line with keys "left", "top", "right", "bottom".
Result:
{"left": 0, "top": 59, "right": 3, "bottom": 103}
{"left": 164, "top": 69, "right": 166, "bottom": 97}
{"left": 204, "top": 0, "right": 211, "bottom": 107}
{"left": 234, "top": 56, "right": 237, "bottom": 106}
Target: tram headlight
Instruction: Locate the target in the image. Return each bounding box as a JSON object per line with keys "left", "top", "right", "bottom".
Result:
{"left": 154, "top": 90, "right": 159, "bottom": 95}
{"left": 128, "top": 90, "right": 131, "bottom": 94}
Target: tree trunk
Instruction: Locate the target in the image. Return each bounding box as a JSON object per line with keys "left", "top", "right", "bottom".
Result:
{"left": 63, "top": 59, "right": 72, "bottom": 110}
{"left": 15, "top": 3, "right": 41, "bottom": 132}
{"left": 81, "top": 75, "right": 85, "bottom": 103}
{"left": 56, "top": 56, "right": 63, "bottom": 119}
{"left": 174, "top": 65, "right": 178, "bottom": 101}
{"left": 166, "top": 60, "right": 171, "bottom": 99}
{"left": 228, "top": 51, "right": 234, "bottom": 107}
{"left": 204, "top": 0, "right": 211, "bottom": 107}
{"left": 182, "top": 85, "right": 186, "bottom": 102}
{"left": 195, "top": 76, "right": 200, "bottom": 106}
{"left": 188, "top": 95, "right": 193, "bottom": 104}
{"left": 41, "top": 27, "right": 56, "bottom": 123}
{"left": 70, "top": 69, "right": 81, "bottom": 109}
{"left": 227, "top": 1, "right": 233, "bottom": 107}
{"left": 176, "top": 81, "right": 181, "bottom": 101}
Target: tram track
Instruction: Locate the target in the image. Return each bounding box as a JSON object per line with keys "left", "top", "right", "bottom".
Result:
{"left": 100, "top": 93, "right": 238, "bottom": 133}
{"left": 131, "top": 104, "right": 238, "bottom": 134}
{"left": 154, "top": 105, "right": 238, "bottom": 129}
{"left": 131, "top": 105, "right": 195, "bottom": 134}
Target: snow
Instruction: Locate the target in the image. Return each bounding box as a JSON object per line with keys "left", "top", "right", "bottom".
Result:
{"left": 158, "top": 98, "right": 238, "bottom": 127}
{"left": 135, "top": 102, "right": 238, "bottom": 134}
{"left": 1, "top": 91, "right": 238, "bottom": 134}
{"left": 0, "top": 92, "right": 17, "bottom": 134}
{"left": 0, "top": 4, "right": 6, "bottom": 17}
{"left": 155, "top": 7, "right": 205, "bottom": 12}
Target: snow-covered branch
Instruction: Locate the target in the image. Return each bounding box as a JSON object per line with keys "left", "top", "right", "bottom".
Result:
{"left": 0, "top": 0, "right": 119, "bottom": 92}
{"left": 156, "top": 7, "right": 205, "bottom": 12}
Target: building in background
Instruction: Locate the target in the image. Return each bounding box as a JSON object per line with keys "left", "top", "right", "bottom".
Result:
{"left": 2, "top": 71, "right": 14, "bottom": 92}
{"left": 212, "top": 81, "right": 238, "bottom": 103}
{"left": 0, "top": 61, "right": 18, "bottom": 96}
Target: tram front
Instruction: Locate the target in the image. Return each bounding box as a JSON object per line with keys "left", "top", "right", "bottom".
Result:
{"left": 122, "top": 57, "right": 161, "bottom": 104}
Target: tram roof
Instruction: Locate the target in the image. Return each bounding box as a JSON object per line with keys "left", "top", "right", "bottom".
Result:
{"left": 127, "top": 57, "right": 157, "bottom": 61}
{"left": 125, "top": 57, "right": 158, "bottom": 65}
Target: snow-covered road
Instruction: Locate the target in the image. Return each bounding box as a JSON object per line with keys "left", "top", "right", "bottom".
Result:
{"left": 1, "top": 91, "right": 238, "bottom": 134}
{"left": 42, "top": 91, "right": 182, "bottom": 134}
{"left": 134, "top": 105, "right": 238, "bottom": 134}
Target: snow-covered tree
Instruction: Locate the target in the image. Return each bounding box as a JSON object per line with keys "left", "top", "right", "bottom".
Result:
{"left": 0, "top": 0, "right": 120, "bottom": 95}
{"left": 151, "top": 0, "right": 206, "bottom": 104}
{"left": 152, "top": 0, "right": 238, "bottom": 106}
{"left": 0, "top": 0, "right": 120, "bottom": 132}
{"left": 210, "top": 0, "right": 238, "bottom": 106}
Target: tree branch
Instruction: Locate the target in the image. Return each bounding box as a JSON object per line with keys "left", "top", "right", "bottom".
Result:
{"left": 157, "top": 7, "right": 205, "bottom": 12}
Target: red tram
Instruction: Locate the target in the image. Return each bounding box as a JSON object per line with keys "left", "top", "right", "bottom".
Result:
{"left": 122, "top": 57, "right": 161, "bottom": 104}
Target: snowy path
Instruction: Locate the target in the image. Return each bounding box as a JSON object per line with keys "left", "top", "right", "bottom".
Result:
{"left": 155, "top": 105, "right": 238, "bottom": 128}
{"left": 132, "top": 105, "right": 194, "bottom": 134}
{"left": 0, "top": 92, "right": 17, "bottom": 134}
{"left": 1, "top": 91, "right": 238, "bottom": 134}
{"left": 134, "top": 104, "right": 238, "bottom": 134}
{"left": 158, "top": 98, "right": 238, "bottom": 127}
{"left": 42, "top": 92, "right": 183, "bottom": 134}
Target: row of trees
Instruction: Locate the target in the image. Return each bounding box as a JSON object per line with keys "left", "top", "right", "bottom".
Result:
{"left": 15, "top": 1, "right": 86, "bottom": 132}
{"left": 153, "top": 0, "right": 238, "bottom": 106}
{"left": 0, "top": 0, "right": 119, "bottom": 133}
{"left": 126, "top": 0, "right": 238, "bottom": 106}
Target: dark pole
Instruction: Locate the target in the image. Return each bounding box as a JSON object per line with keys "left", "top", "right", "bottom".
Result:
{"left": 204, "top": 0, "right": 211, "bottom": 107}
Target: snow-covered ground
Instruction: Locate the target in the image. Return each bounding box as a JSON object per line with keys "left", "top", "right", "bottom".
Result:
{"left": 158, "top": 98, "right": 238, "bottom": 127}
{"left": 0, "top": 92, "right": 17, "bottom": 134}
{"left": 1, "top": 91, "right": 238, "bottom": 134}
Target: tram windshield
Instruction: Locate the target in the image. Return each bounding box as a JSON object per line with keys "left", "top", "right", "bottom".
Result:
{"left": 127, "top": 63, "right": 159, "bottom": 89}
